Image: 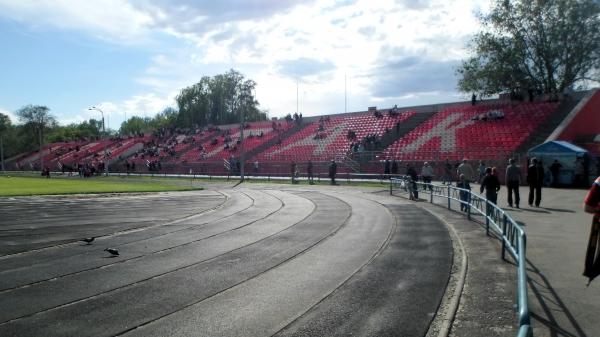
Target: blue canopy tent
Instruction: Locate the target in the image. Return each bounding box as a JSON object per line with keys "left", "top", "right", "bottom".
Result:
{"left": 528, "top": 140, "right": 589, "bottom": 185}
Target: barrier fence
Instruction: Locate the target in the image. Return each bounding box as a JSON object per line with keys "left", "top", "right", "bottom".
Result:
{"left": 390, "top": 177, "right": 531, "bottom": 337}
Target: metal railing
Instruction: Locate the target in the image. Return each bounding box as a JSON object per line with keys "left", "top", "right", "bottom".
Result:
{"left": 390, "top": 177, "right": 531, "bottom": 337}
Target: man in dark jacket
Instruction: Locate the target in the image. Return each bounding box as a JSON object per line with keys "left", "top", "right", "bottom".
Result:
{"left": 481, "top": 167, "right": 501, "bottom": 216}
{"left": 384, "top": 159, "right": 391, "bottom": 177}
{"left": 481, "top": 167, "right": 501, "bottom": 205}
{"left": 391, "top": 160, "right": 399, "bottom": 175}
{"left": 329, "top": 159, "right": 337, "bottom": 185}
{"left": 527, "top": 158, "right": 544, "bottom": 207}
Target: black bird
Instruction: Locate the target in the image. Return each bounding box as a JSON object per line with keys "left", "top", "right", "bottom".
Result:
{"left": 81, "top": 237, "right": 95, "bottom": 245}
{"left": 104, "top": 248, "right": 119, "bottom": 256}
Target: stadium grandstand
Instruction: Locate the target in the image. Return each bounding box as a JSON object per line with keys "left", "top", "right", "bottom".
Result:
{"left": 6, "top": 89, "right": 600, "bottom": 182}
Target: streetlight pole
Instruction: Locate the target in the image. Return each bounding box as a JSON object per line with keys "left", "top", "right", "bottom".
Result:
{"left": 89, "top": 106, "right": 109, "bottom": 176}
{"left": 239, "top": 98, "right": 245, "bottom": 182}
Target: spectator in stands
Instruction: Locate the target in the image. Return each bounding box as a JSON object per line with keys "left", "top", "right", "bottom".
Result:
{"left": 307, "top": 160, "right": 314, "bottom": 185}
{"left": 442, "top": 159, "right": 453, "bottom": 185}
{"left": 421, "top": 162, "right": 434, "bottom": 190}
{"left": 505, "top": 158, "right": 522, "bottom": 208}
{"left": 391, "top": 159, "right": 399, "bottom": 175}
{"left": 527, "top": 158, "right": 544, "bottom": 207}
{"left": 457, "top": 159, "right": 475, "bottom": 183}
{"left": 478, "top": 160, "right": 486, "bottom": 183}
{"left": 328, "top": 159, "right": 337, "bottom": 185}
{"left": 550, "top": 159, "right": 562, "bottom": 187}
{"left": 457, "top": 174, "right": 471, "bottom": 212}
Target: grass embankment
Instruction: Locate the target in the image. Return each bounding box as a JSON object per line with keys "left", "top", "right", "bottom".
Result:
{"left": 0, "top": 176, "right": 201, "bottom": 197}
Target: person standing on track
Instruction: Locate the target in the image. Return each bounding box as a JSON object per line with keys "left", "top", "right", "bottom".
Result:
{"left": 527, "top": 158, "right": 544, "bottom": 207}
{"left": 307, "top": 160, "right": 314, "bottom": 185}
{"left": 421, "top": 161, "right": 434, "bottom": 191}
{"left": 457, "top": 159, "right": 474, "bottom": 183}
{"left": 505, "top": 158, "right": 522, "bottom": 208}
{"left": 328, "top": 159, "right": 337, "bottom": 185}
{"left": 481, "top": 167, "right": 501, "bottom": 215}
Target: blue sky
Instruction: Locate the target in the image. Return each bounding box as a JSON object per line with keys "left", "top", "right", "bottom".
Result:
{"left": 0, "top": 0, "right": 490, "bottom": 129}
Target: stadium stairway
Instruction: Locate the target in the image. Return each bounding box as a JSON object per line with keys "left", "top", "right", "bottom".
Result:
{"left": 380, "top": 110, "right": 436, "bottom": 151}
{"left": 353, "top": 109, "right": 437, "bottom": 171}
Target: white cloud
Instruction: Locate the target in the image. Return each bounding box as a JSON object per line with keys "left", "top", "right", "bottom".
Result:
{"left": 0, "top": 107, "right": 19, "bottom": 125}
{"left": 132, "top": 0, "right": 490, "bottom": 115}
{"left": 0, "top": 0, "right": 493, "bottom": 123}
{"left": 0, "top": 0, "right": 154, "bottom": 44}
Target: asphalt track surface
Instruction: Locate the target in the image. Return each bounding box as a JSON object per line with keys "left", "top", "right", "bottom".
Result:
{"left": 0, "top": 188, "right": 452, "bottom": 337}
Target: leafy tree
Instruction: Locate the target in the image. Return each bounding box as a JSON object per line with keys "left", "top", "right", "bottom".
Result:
{"left": 48, "top": 119, "right": 103, "bottom": 143}
{"left": 120, "top": 116, "right": 153, "bottom": 136}
{"left": 176, "top": 69, "right": 267, "bottom": 127}
{"left": 16, "top": 105, "right": 57, "bottom": 170}
{"left": 0, "top": 113, "right": 10, "bottom": 171}
{"left": 457, "top": 0, "right": 600, "bottom": 97}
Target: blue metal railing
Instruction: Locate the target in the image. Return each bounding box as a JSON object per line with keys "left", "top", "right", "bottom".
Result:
{"left": 390, "top": 177, "right": 531, "bottom": 337}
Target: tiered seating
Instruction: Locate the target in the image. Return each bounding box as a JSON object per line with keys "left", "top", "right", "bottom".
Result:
{"left": 68, "top": 139, "right": 118, "bottom": 166}
{"left": 29, "top": 141, "right": 83, "bottom": 167}
{"left": 104, "top": 138, "right": 143, "bottom": 161}
{"left": 383, "top": 101, "right": 560, "bottom": 161}
{"left": 254, "top": 110, "right": 415, "bottom": 162}
{"left": 15, "top": 143, "right": 69, "bottom": 169}
{"left": 176, "top": 121, "right": 291, "bottom": 163}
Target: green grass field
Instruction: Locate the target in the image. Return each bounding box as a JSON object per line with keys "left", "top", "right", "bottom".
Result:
{"left": 0, "top": 176, "right": 201, "bottom": 196}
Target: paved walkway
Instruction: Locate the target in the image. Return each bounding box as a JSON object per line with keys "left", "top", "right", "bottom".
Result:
{"left": 490, "top": 186, "right": 597, "bottom": 337}
{"left": 388, "top": 180, "right": 598, "bottom": 337}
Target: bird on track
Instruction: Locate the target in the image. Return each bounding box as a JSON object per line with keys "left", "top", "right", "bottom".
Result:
{"left": 81, "top": 237, "right": 95, "bottom": 245}
{"left": 104, "top": 248, "right": 119, "bottom": 256}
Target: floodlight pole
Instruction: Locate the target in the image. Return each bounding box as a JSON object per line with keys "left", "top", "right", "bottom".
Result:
{"left": 239, "top": 103, "right": 245, "bottom": 182}
{"left": 89, "top": 106, "right": 109, "bottom": 176}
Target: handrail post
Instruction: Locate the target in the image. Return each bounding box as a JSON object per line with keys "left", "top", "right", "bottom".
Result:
{"left": 502, "top": 214, "right": 507, "bottom": 261}
{"left": 447, "top": 185, "right": 451, "bottom": 210}
{"left": 485, "top": 200, "right": 490, "bottom": 236}
{"left": 467, "top": 191, "right": 471, "bottom": 220}
{"left": 430, "top": 184, "right": 433, "bottom": 203}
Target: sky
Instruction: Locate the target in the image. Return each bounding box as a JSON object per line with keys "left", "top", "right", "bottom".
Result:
{"left": 0, "top": 0, "right": 491, "bottom": 130}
